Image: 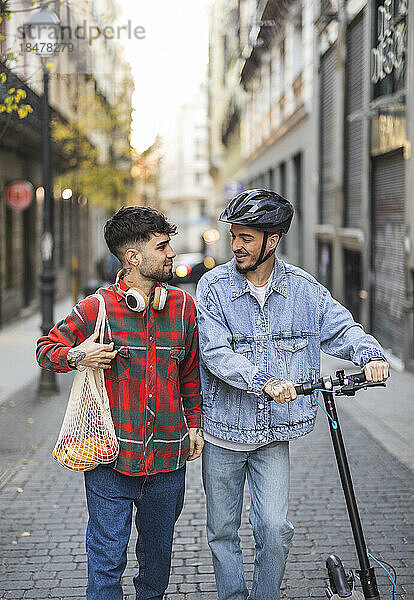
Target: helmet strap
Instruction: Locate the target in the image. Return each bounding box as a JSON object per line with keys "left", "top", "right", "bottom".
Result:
{"left": 246, "top": 232, "right": 270, "bottom": 271}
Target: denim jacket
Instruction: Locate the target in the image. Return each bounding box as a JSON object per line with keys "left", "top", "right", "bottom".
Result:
{"left": 196, "top": 257, "right": 386, "bottom": 443}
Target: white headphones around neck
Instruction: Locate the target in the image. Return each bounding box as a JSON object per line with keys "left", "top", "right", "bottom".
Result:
{"left": 115, "top": 270, "right": 168, "bottom": 312}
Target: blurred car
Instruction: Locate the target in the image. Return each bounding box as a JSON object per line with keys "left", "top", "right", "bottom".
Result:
{"left": 171, "top": 253, "right": 216, "bottom": 286}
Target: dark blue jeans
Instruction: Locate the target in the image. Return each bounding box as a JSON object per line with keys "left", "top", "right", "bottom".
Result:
{"left": 84, "top": 465, "right": 186, "bottom": 600}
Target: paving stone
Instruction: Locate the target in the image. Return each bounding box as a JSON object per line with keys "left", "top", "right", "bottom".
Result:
{"left": 21, "top": 590, "right": 50, "bottom": 599}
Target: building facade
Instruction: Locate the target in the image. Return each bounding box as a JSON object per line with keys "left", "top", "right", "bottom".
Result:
{"left": 240, "top": 0, "right": 318, "bottom": 272}
{"left": 316, "top": 0, "right": 412, "bottom": 365}
{"left": 208, "top": 0, "right": 413, "bottom": 366}
{"left": 0, "top": 0, "right": 133, "bottom": 326}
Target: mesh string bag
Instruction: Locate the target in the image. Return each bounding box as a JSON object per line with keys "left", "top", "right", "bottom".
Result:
{"left": 53, "top": 293, "right": 119, "bottom": 471}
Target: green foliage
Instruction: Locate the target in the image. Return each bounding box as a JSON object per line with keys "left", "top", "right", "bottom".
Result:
{"left": 51, "top": 73, "right": 134, "bottom": 211}
{"left": 55, "top": 163, "right": 132, "bottom": 212}
{"left": 0, "top": 83, "right": 32, "bottom": 118}
{"left": 0, "top": 8, "right": 33, "bottom": 127}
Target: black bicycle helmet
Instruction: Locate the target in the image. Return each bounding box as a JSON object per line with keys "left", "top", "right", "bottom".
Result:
{"left": 219, "top": 188, "right": 294, "bottom": 234}
{"left": 219, "top": 189, "right": 294, "bottom": 271}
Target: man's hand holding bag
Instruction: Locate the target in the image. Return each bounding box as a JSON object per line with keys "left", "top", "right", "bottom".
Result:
{"left": 53, "top": 293, "right": 120, "bottom": 472}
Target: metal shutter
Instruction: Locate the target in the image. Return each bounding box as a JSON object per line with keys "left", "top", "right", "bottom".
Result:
{"left": 372, "top": 151, "right": 405, "bottom": 356}
{"left": 344, "top": 11, "right": 365, "bottom": 227}
{"left": 319, "top": 45, "right": 336, "bottom": 224}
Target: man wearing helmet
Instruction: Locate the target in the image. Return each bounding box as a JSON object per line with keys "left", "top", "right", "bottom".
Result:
{"left": 196, "top": 189, "right": 389, "bottom": 600}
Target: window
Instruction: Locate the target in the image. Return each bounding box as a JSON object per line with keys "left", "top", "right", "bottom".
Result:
{"left": 412, "top": 271, "right": 414, "bottom": 359}
{"left": 223, "top": 34, "right": 229, "bottom": 84}
{"left": 195, "top": 138, "right": 204, "bottom": 160}
{"left": 279, "top": 39, "right": 285, "bottom": 96}
{"left": 293, "top": 152, "right": 303, "bottom": 265}
{"left": 292, "top": 10, "right": 303, "bottom": 79}
{"left": 344, "top": 249, "right": 362, "bottom": 321}
{"left": 268, "top": 57, "right": 273, "bottom": 112}
{"left": 279, "top": 162, "right": 287, "bottom": 255}
{"left": 279, "top": 161, "right": 286, "bottom": 197}
{"left": 4, "top": 206, "right": 13, "bottom": 289}
{"left": 0, "top": 6, "right": 6, "bottom": 53}
{"left": 59, "top": 199, "right": 65, "bottom": 266}
{"left": 318, "top": 241, "right": 332, "bottom": 290}
{"left": 268, "top": 168, "right": 274, "bottom": 190}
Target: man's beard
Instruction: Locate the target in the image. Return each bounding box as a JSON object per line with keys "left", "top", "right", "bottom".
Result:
{"left": 235, "top": 263, "right": 251, "bottom": 274}
{"left": 159, "top": 270, "right": 173, "bottom": 282}
{"left": 235, "top": 253, "right": 255, "bottom": 273}
{"left": 140, "top": 256, "right": 173, "bottom": 282}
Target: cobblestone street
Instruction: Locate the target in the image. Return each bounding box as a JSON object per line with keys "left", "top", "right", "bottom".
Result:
{"left": 0, "top": 374, "right": 413, "bottom": 600}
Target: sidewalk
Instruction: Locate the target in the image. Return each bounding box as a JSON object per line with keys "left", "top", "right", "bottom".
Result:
{"left": 0, "top": 297, "right": 74, "bottom": 407}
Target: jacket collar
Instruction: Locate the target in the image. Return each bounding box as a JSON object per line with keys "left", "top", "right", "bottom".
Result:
{"left": 229, "top": 255, "right": 287, "bottom": 301}
{"left": 115, "top": 277, "right": 129, "bottom": 302}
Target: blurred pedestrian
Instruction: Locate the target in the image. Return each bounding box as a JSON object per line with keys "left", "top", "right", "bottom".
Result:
{"left": 196, "top": 189, "right": 389, "bottom": 600}
{"left": 37, "top": 206, "right": 204, "bottom": 600}
{"left": 105, "top": 251, "right": 122, "bottom": 283}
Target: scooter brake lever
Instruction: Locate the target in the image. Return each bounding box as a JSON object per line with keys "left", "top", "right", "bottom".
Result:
{"left": 336, "top": 381, "right": 386, "bottom": 396}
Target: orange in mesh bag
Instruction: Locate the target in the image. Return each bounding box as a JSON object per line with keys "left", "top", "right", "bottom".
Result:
{"left": 53, "top": 293, "right": 119, "bottom": 471}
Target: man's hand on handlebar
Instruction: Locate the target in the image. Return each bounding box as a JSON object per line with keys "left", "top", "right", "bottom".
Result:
{"left": 263, "top": 378, "right": 298, "bottom": 404}
{"left": 362, "top": 360, "right": 389, "bottom": 383}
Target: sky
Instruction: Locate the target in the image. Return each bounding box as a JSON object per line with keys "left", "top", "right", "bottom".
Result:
{"left": 119, "top": 0, "right": 212, "bottom": 152}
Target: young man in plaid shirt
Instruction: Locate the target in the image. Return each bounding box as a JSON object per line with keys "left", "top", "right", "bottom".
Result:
{"left": 37, "top": 206, "right": 204, "bottom": 600}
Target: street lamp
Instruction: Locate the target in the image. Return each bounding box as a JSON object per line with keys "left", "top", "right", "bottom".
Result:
{"left": 62, "top": 188, "right": 73, "bottom": 200}
{"left": 26, "top": 8, "right": 61, "bottom": 56}
{"left": 26, "top": 7, "right": 61, "bottom": 394}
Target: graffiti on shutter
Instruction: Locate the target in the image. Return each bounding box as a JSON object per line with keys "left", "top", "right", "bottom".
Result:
{"left": 372, "top": 151, "right": 405, "bottom": 356}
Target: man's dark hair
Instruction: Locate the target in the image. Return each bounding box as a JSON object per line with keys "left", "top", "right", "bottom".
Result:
{"left": 104, "top": 206, "right": 177, "bottom": 262}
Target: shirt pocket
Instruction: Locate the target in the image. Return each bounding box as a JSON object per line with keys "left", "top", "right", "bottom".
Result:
{"left": 106, "top": 346, "right": 130, "bottom": 381}
{"left": 166, "top": 346, "right": 186, "bottom": 382}
{"left": 233, "top": 339, "right": 254, "bottom": 361}
{"left": 277, "top": 337, "right": 308, "bottom": 380}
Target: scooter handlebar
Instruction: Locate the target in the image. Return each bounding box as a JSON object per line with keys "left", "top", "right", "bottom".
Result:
{"left": 267, "top": 371, "right": 386, "bottom": 400}
{"left": 294, "top": 381, "right": 315, "bottom": 396}
{"left": 293, "top": 371, "right": 386, "bottom": 397}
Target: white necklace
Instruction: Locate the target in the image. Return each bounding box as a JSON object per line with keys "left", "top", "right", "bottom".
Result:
{"left": 248, "top": 277, "right": 270, "bottom": 288}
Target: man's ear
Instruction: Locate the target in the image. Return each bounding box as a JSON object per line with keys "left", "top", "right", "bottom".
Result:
{"left": 268, "top": 232, "right": 280, "bottom": 250}
{"left": 125, "top": 248, "right": 141, "bottom": 267}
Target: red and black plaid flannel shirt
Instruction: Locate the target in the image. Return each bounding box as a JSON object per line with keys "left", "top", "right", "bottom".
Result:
{"left": 36, "top": 280, "right": 202, "bottom": 476}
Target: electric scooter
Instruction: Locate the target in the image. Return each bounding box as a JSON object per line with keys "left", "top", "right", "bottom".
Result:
{"left": 291, "top": 370, "right": 397, "bottom": 599}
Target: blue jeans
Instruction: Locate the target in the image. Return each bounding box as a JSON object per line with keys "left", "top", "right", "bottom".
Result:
{"left": 84, "top": 465, "right": 186, "bottom": 600}
{"left": 202, "top": 441, "right": 294, "bottom": 600}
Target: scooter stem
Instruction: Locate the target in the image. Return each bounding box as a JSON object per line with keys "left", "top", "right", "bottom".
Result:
{"left": 321, "top": 391, "right": 380, "bottom": 599}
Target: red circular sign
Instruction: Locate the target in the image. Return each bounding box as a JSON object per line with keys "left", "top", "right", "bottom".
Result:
{"left": 6, "top": 181, "right": 34, "bottom": 211}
